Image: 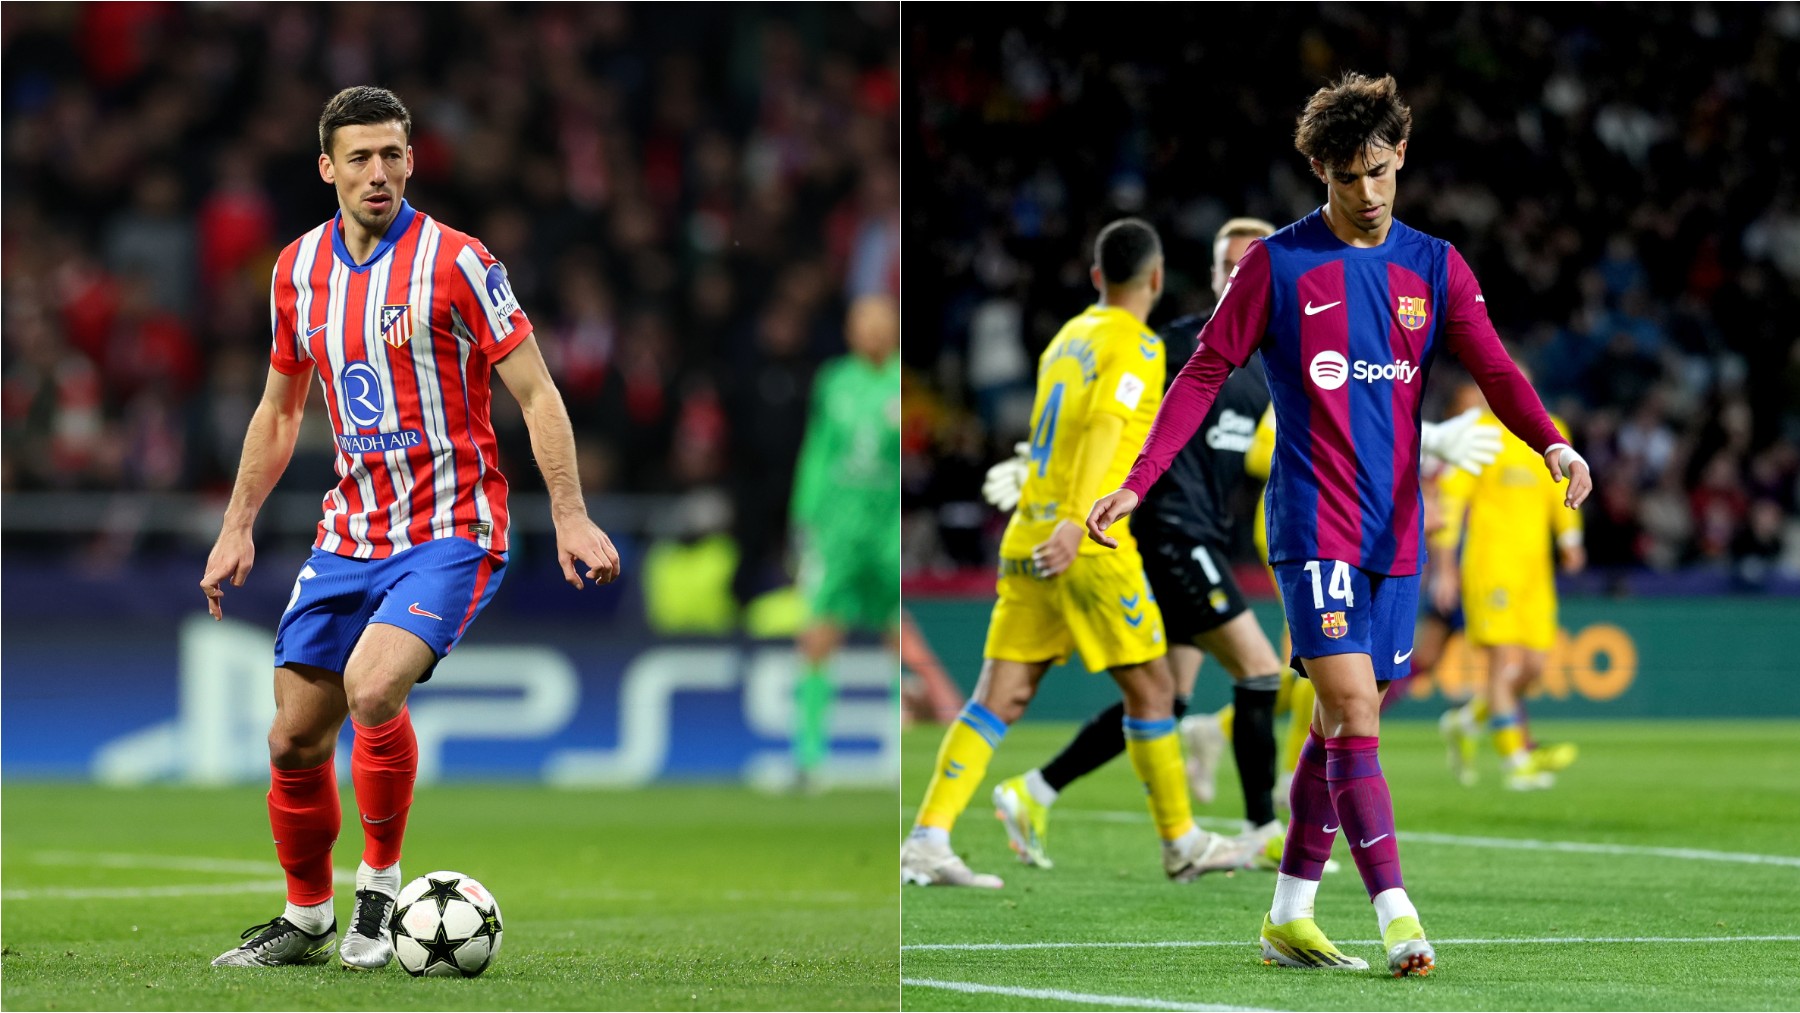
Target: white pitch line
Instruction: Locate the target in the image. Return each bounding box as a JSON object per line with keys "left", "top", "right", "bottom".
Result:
{"left": 1054, "top": 813, "right": 1800, "bottom": 868}
{"left": 904, "top": 934, "right": 1800, "bottom": 952}
{"left": 902, "top": 977, "right": 1273, "bottom": 1012}
{"left": 3, "top": 880, "right": 290, "bottom": 901}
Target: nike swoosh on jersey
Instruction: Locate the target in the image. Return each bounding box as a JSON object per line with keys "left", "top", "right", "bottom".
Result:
{"left": 1394, "top": 648, "right": 1414, "bottom": 664}
{"left": 408, "top": 603, "right": 444, "bottom": 620}
{"left": 305, "top": 322, "right": 329, "bottom": 337}
{"left": 1303, "top": 300, "right": 1342, "bottom": 316}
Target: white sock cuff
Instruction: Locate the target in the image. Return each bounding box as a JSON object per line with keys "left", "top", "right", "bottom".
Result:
{"left": 1373, "top": 887, "right": 1419, "bottom": 935}
{"left": 1270, "top": 872, "right": 1320, "bottom": 925}
{"left": 1023, "top": 769, "right": 1059, "bottom": 807}
{"left": 356, "top": 860, "right": 403, "bottom": 897}
{"left": 909, "top": 825, "right": 950, "bottom": 848}
{"left": 283, "top": 898, "right": 333, "bottom": 933}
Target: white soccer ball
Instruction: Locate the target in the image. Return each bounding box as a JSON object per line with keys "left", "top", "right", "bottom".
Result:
{"left": 390, "top": 870, "right": 503, "bottom": 978}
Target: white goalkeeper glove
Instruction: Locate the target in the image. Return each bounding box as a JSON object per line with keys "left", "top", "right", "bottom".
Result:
{"left": 1420, "top": 407, "right": 1503, "bottom": 475}
{"left": 981, "top": 442, "right": 1031, "bottom": 512}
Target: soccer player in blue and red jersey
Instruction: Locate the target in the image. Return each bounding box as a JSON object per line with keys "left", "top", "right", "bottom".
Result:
{"left": 1088, "top": 73, "right": 1592, "bottom": 977}
{"left": 200, "top": 87, "right": 620, "bottom": 970}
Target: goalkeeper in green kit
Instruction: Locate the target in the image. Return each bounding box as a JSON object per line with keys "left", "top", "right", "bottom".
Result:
{"left": 789, "top": 294, "right": 902, "bottom": 787}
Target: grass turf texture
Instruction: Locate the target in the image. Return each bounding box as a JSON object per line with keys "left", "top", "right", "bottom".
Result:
{"left": 901, "top": 719, "right": 1800, "bottom": 1011}
{"left": 1, "top": 784, "right": 898, "bottom": 1011}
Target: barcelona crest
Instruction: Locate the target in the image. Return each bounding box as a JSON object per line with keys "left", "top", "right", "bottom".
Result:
{"left": 380, "top": 304, "right": 414, "bottom": 348}
{"left": 1321, "top": 610, "right": 1348, "bottom": 639}
{"left": 1396, "top": 295, "right": 1429, "bottom": 331}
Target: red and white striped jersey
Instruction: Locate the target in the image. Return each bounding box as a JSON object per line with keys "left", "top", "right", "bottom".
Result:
{"left": 269, "top": 200, "right": 532, "bottom": 558}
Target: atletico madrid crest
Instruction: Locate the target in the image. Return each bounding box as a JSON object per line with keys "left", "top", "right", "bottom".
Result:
{"left": 1396, "top": 295, "right": 1429, "bottom": 331}
{"left": 380, "top": 304, "right": 414, "bottom": 348}
{"left": 1321, "top": 610, "right": 1348, "bottom": 639}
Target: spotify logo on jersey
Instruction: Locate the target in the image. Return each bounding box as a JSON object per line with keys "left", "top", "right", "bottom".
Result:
{"left": 1309, "top": 350, "right": 1350, "bottom": 390}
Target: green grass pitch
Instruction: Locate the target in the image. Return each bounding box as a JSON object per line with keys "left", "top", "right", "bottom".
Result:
{"left": 902, "top": 719, "right": 1800, "bottom": 1011}
{"left": 1, "top": 783, "right": 898, "bottom": 1011}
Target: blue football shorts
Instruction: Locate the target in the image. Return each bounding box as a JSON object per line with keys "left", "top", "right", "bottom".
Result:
{"left": 273, "top": 537, "right": 506, "bottom": 681}
{"left": 1274, "top": 558, "right": 1418, "bottom": 683}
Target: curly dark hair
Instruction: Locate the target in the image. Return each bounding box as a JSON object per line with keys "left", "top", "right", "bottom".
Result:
{"left": 318, "top": 86, "right": 412, "bottom": 156}
{"left": 1293, "top": 72, "right": 1413, "bottom": 169}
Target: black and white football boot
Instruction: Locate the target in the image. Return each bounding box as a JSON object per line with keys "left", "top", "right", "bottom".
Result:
{"left": 211, "top": 916, "right": 337, "bottom": 967}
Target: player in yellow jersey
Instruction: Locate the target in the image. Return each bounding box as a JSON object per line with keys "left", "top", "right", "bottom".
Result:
{"left": 902, "top": 218, "right": 1248, "bottom": 888}
{"left": 1433, "top": 381, "right": 1584, "bottom": 790}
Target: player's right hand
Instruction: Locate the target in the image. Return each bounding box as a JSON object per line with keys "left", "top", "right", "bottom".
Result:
{"left": 556, "top": 516, "right": 622, "bottom": 589}
{"left": 980, "top": 442, "right": 1031, "bottom": 512}
{"left": 200, "top": 529, "right": 256, "bottom": 621}
{"left": 1084, "top": 489, "right": 1139, "bottom": 549}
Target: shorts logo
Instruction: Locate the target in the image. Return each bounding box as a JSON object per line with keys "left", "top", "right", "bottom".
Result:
{"left": 1321, "top": 610, "right": 1348, "bottom": 639}
{"left": 1397, "top": 295, "right": 1429, "bottom": 330}
{"left": 1120, "top": 593, "right": 1145, "bottom": 628}
{"left": 408, "top": 602, "right": 444, "bottom": 621}
{"left": 380, "top": 304, "right": 414, "bottom": 348}
{"left": 1309, "top": 350, "right": 1349, "bottom": 390}
{"left": 1209, "top": 588, "right": 1230, "bottom": 614}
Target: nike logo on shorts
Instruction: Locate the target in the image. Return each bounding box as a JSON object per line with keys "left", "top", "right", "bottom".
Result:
{"left": 1360, "top": 834, "right": 1391, "bottom": 848}
{"left": 1394, "top": 648, "right": 1414, "bottom": 664}
{"left": 1304, "top": 300, "right": 1342, "bottom": 316}
{"left": 408, "top": 602, "right": 444, "bottom": 621}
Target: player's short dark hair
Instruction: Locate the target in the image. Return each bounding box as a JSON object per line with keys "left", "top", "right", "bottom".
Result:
{"left": 1094, "top": 218, "right": 1162, "bottom": 286}
{"left": 1293, "top": 72, "right": 1413, "bottom": 169}
{"left": 319, "top": 86, "right": 412, "bottom": 156}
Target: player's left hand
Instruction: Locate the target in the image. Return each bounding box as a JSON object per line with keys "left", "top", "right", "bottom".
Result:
{"left": 1545, "top": 445, "right": 1592, "bottom": 510}
{"left": 555, "top": 516, "right": 622, "bottom": 589}
{"left": 1031, "top": 520, "right": 1083, "bottom": 578}
{"left": 1421, "top": 407, "right": 1502, "bottom": 475}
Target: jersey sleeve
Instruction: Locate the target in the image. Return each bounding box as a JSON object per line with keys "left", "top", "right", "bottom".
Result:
{"left": 1088, "top": 323, "right": 1163, "bottom": 424}
{"left": 450, "top": 241, "right": 535, "bottom": 362}
{"left": 1442, "top": 247, "right": 1562, "bottom": 453}
{"left": 268, "top": 258, "right": 310, "bottom": 375}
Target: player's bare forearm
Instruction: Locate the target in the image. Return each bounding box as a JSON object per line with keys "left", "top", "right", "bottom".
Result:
{"left": 203, "top": 367, "right": 308, "bottom": 618}
{"left": 495, "top": 336, "right": 620, "bottom": 587}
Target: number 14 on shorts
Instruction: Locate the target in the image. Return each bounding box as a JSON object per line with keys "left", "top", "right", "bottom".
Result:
{"left": 1302, "top": 559, "right": 1356, "bottom": 608}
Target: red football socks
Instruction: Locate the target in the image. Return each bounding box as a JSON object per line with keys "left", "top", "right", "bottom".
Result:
{"left": 351, "top": 707, "right": 418, "bottom": 870}
{"left": 268, "top": 760, "right": 340, "bottom": 905}
{"left": 1324, "top": 735, "right": 1406, "bottom": 898}
{"left": 1278, "top": 730, "right": 1338, "bottom": 880}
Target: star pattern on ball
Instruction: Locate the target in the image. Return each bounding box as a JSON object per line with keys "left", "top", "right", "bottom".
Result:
{"left": 417, "top": 921, "right": 466, "bottom": 974}
{"left": 419, "top": 876, "right": 465, "bottom": 916}
{"left": 477, "top": 908, "right": 503, "bottom": 947}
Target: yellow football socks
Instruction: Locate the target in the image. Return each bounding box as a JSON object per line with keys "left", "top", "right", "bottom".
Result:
{"left": 915, "top": 701, "right": 1007, "bottom": 831}
{"left": 1123, "top": 716, "right": 1196, "bottom": 841}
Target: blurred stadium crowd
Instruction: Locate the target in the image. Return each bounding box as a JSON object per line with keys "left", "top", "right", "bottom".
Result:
{"left": 1, "top": 3, "right": 897, "bottom": 604}
{"left": 902, "top": 4, "right": 1800, "bottom": 589}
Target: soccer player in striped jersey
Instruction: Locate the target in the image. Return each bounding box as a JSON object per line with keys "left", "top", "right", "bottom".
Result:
{"left": 201, "top": 87, "right": 620, "bottom": 970}
{"left": 1088, "top": 74, "right": 1591, "bottom": 976}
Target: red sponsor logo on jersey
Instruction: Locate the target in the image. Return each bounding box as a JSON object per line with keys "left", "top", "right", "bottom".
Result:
{"left": 1321, "top": 611, "right": 1348, "bottom": 639}
{"left": 1396, "top": 296, "right": 1429, "bottom": 331}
